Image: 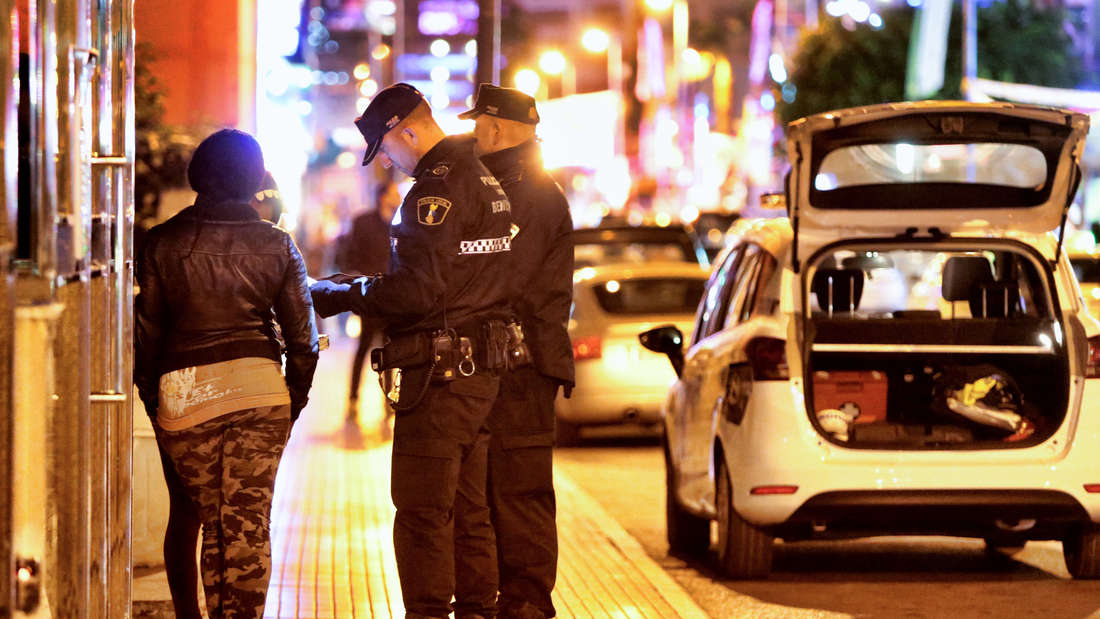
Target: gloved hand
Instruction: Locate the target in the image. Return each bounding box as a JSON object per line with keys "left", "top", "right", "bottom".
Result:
{"left": 309, "top": 278, "right": 353, "bottom": 318}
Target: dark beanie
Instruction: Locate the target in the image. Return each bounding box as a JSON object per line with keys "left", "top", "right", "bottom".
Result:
{"left": 188, "top": 129, "right": 266, "bottom": 201}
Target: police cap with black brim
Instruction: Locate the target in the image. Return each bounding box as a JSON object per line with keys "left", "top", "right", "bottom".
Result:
{"left": 354, "top": 82, "right": 426, "bottom": 166}
{"left": 458, "top": 83, "right": 540, "bottom": 124}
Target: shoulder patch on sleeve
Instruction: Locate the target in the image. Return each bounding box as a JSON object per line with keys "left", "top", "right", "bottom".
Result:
{"left": 417, "top": 196, "right": 452, "bottom": 225}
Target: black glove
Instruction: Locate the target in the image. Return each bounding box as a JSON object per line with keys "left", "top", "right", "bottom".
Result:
{"left": 309, "top": 278, "right": 353, "bottom": 318}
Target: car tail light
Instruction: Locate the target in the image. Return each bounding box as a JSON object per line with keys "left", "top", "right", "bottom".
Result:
{"left": 1088, "top": 335, "right": 1100, "bottom": 378}
{"left": 573, "top": 335, "right": 602, "bottom": 361}
{"left": 747, "top": 337, "right": 788, "bottom": 381}
{"left": 1085, "top": 484, "right": 1100, "bottom": 493}
{"left": 751, "top": 485, "right": 799, "bottom": 495}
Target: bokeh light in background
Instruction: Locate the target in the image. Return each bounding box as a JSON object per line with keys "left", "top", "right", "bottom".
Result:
{"left": 256, "top": 0, "right": 314, "bottom": 231}
{"left": 514, "top": 69, "right": 541, "bottom": 96}
{"left": 539, "top": 50, "right": 567, "bottom": 75}
{"left": 371, "top": 43, "right": 391, "bottom": 60}
{"left": 581, "top": 28, "right": 610, "bottom": 54}
{"left": 430, "top": 39, "right": 451, "bottom": 57}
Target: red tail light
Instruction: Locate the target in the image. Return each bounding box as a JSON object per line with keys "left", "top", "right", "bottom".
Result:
{"left": 751, "top": 485, "right": 799, "bottom": 495}
{"left": 747, "top": 337, "right": 788, "bottom": 381}
{"left": 1085, "top": 484, "right": 1100, "bottom": 493}
{"left": 573, "top": 335, "right": 602, "bottom": 361}
{"left": 1088, "top": 335, "right": 1100, "bottom": 378}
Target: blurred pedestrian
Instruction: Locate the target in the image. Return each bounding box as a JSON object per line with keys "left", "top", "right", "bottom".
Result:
{"left": 335, "top": 178, "right": 401, "bottom": 427}
{"left": 135, "top": 128, "right": 319, "bottom": 619}
{"left": 310, "top": 82, "right": 513, "bottom": 619}
{"left": 462, "top": 84, "right": 575, "bottom": 619}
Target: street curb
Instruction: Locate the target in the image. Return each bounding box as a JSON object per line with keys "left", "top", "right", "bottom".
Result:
{"left": 554, "top": 471, "right": 711, "bottom": 619}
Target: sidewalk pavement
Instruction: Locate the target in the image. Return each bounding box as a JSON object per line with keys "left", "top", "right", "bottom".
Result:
{"left": 135, "top": 334, "right": 709, "bottom": 618}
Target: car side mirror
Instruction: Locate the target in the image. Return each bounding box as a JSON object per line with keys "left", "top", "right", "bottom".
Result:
{"left": 639, "top": 325, "right": 685, "bottom": 377}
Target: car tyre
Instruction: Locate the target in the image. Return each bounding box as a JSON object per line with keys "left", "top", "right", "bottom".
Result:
{"left": 663, "top": 440, "right": 709, "bottom": 557}
{"left": 555, "top": 419, "right": 581, "bottom": 446}
{"left": 715, "top": 457, "right": 772, "bottom": 579}
{"left": 1064, "top": 525, "right": 1100, "bottom": 579}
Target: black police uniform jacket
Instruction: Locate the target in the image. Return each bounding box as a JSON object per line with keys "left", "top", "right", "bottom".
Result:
{"left": 479, "top": 138, "right": 575, "bottom": 390}
{"left": 315, "top": 135, "right": 514, "bottom": 336}
{"left": 134, "top": 199, "right": 320, "bottom": 419}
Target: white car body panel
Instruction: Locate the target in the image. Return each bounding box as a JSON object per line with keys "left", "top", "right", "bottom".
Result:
{"left": 659, "top": 104, "right": 1100, "bottom": 570}
{"left": 787, "top": 101, "right": 1090, "bottom": 236}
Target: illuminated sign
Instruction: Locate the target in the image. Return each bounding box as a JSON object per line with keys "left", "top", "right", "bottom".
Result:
{"left": 418, "top": 0, "right": 479, "bottom": 35}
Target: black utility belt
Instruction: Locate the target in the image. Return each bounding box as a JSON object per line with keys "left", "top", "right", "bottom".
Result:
{"left": 371, "top": 320, "right": 531, "bottom": 381}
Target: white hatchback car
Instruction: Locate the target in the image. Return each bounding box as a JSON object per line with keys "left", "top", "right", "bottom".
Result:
{"left": 556, "top": 261, "right": 708, "bottom": 444}
{"left": 641, "top": 101, "right": 1100, "bottom": 579}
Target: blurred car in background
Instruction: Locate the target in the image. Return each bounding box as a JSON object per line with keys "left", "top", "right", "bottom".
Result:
{"left": 574, "top": 223, "right": 710, "bottom": 270}
{"left": 1070, "top": 251, "right": 1100, "bottom": 318}
{"left": 691, "top": 211, "right": 741, "bottom": 262}
{"left": 556, "top": 261, "right": 708, "bottom": 444}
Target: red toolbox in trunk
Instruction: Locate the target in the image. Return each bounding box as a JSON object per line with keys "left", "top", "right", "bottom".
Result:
{"left": 812, "top": 370, "right": 888, "bottom": 424}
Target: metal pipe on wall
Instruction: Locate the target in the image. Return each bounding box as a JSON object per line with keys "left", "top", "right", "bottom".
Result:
{"left": 0, "top": 1, "right": 18, "bottom": 615}
{"left": 101, "top": 0, "right": 135, "bottom": 614}
{"left": 48, "top": 0, "right": 95, "bottom": 615}
{"left": 8, "top": 0, "right": 134, "bottom": 612}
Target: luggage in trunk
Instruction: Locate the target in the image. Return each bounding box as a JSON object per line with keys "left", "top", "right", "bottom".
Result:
{"left": 807, "top": 317, "right": 1069, "bottom": 450}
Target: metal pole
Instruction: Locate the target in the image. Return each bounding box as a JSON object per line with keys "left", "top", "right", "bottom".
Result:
{"left": 0, "top": 1, "right": 17, "bottom": 615}
{"left": 962, "top": 0, "right": 977, "bottom": 101}
{"left": 476, "top": 0, "right": 500, "bottom": 86}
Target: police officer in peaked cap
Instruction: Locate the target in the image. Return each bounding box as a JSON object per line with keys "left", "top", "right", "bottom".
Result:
{"left": 310, "top": 82, "right": 514, "bottom": 619}
{"left": 461, "top": 84, "right": 575, "bottom": 619}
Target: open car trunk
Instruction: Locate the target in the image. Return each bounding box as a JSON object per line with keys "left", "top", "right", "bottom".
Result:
{"left": 802, "top": 242, "right": 1070, "bottom": 450}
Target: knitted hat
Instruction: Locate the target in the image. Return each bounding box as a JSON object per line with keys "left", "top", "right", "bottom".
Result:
{"left": 188, "top": 129, "right": 266, "bottom": 201}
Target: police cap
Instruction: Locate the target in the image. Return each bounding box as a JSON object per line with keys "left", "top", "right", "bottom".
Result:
{"left": 354, "top": 82, "right": 426, "bottom": 166}
{"left": 458, "top": 83, "right": 540, "bottom": 125}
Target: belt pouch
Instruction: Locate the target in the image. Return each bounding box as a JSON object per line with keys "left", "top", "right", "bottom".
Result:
{"left": 377, "top": 332, "right": 432, "bottom": 371}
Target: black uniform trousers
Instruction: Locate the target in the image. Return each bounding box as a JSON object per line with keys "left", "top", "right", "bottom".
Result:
{"left": 486, "top": 366, "right": 559, "bottom": 617}
{"left": 391, "top": 370, "right": 500, "bottom": 619}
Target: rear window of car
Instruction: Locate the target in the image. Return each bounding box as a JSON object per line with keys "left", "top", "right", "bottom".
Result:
{"left": 808, "top": 246, "right": 1051, "bottom": 319}
{"left": 591, "top": 278, "right": 705, "bottom": 315}
{"left": 1071, "top": 258, "right": 1100, "bottom": 284}
{"left": 573, "top": 226, "right": 706, "bottom": 268}
{"left": 816, "top": 143, "right": 1047, "bottom": 191}
{"left": 575, "top": 242, "right": 695, "bottom": 267}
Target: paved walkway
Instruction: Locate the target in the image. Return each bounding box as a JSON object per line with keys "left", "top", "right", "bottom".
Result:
{"left": 137, "top": 336, "right": 709, "bottom": 618}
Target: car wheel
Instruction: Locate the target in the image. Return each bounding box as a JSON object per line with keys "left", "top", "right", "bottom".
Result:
{"left": 715, "top": 457, "right": 772, "bottom": 579}
{"left": 1064, "top": 525, "right": 1100, "bottom": 579}
{"left": 663, "top": 440, "right": 709, "bottom": 557}
{"left": 556, "top": 419, "right": 581, "bottom": 446}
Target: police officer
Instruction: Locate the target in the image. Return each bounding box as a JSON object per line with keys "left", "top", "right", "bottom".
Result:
{"left": 310, "top": 82, "right": 513, "bottom": 619}
{"left": 460, "top": 84, "right": 575, "bottom": 619}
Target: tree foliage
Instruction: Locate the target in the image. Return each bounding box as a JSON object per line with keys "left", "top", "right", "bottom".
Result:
{"left": 776, "top": 0, "right": 1084, "bottom": 125}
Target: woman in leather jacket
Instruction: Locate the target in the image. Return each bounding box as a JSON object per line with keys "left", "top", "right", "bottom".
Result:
{"left": 135, "top": 129, "right": 319, "bottom": 618}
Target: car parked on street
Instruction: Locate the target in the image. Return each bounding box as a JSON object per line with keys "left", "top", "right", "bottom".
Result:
{"left": 641, "top": 101, "right": 1100, "bottom": 579}
{"left": 556, "top": 261, "right": 708, "bottom": 444}
{"left": 1070, "top": 250, "right": 1100, "bottom": 319}
{"left": 574, "top": 223, "right": 710, "bottom": 270}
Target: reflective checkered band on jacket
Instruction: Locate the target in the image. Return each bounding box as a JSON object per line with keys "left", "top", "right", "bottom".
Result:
{"left": 459, "top": 236, "right": 512, "bottom": 255}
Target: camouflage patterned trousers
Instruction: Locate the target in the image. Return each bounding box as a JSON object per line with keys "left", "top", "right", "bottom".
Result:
{"left": 158, "top": 404, "right": 291, "bottom": 619}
